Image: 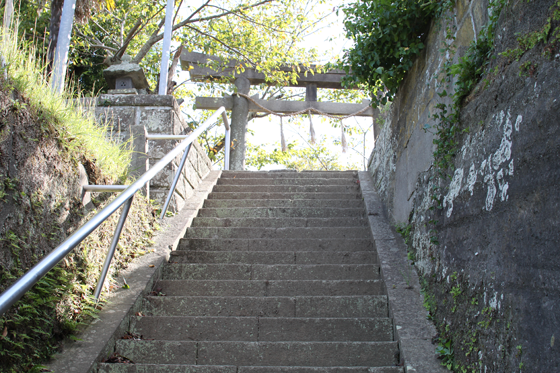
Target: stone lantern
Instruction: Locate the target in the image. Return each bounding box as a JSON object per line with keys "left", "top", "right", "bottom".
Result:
{"left": 103, "top": 54, "right": 150, "bottom": 94}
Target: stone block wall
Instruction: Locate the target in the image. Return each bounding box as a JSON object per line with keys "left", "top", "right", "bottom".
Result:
{"left": 367, "top": 0, "right": 560, "bottom": 370}
{"left": 94, "top": 95, "right": 213, "bottom": 212}
{"left": 368, "top": 0, "right": 490, "bottom": 223}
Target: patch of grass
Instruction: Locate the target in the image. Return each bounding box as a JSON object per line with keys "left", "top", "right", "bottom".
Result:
{"left": 0, "top": 23, "right": 159, "bottom": 372}
{"left": 0, "top": 24, "right": 131, "bottom": 182}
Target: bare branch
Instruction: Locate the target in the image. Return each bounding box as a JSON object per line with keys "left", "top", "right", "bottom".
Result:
{"left": 206, "top": 4, "right": 290, "bottom": 33}
{"left": 91, "top": 18, "right": 120, "bottom": 47}
{"left": 110, "top": 18, "right": 142, "bottom": 61}
{"left": 185, "top": 25, "right": 257, "bottom": 67}
{"left": 90, "top": 44, "right": 119, "bottom": 52}
{"left": 184, "top": 0, "right": 274, "bottom": 25}
{"left": 173, "top": 0, "right": 185, "bottom": 26}
{"left": 132, "top": 17, "right": 166, "bottom": 64}
{"left": 183, "top": 0, "right": 212, "bottom": 23}
{"left": 74, "top": 28, "right": 118, "bottom": 52}
{"left": 137, "top": 0, "right": 273, "bottom": 62}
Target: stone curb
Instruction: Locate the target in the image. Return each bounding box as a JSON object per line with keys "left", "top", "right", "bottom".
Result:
{"left": 358, "top": 171, "right": 446, "bottom": 373}
{"left": 45, "top": 170, "right": 221, "bottom": 373}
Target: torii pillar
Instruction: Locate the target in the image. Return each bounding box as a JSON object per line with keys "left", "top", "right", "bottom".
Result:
{"left": 231, "top": 77, "right": 250, "bottom": 170}
{"left": 181, "top": 51, "right": 377, "bottom": 170}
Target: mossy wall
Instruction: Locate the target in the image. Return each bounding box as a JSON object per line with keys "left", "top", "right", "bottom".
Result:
{"left": 0, "top": 86, "right": 158, "bottom": 371}
{"left": 368, "top": 0, "right": 560, "bottom": 371}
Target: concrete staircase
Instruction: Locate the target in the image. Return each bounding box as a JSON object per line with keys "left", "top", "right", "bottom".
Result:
{"left": 97, "top": 171, "right": 402, "bottom": 373}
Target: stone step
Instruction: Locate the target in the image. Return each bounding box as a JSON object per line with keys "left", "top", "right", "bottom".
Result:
{"left": 168, "top": 251, "right": 376, "bottom": 265}
{"left": 217, "top": 178, "right": 359, "bottom": 186}
{"left": 203, "top": 199, "right": 365, "bottom": 209}
{"left": 97, "top": 364, "right": 404, "bottom": 373}
{"left": 162, "top": 264, "right": 380, "bottom": 281}
{"left": 153, "top": 280, "right": 385, "bottom": 297}
{"left": 220, "top": 171, "right": 358, "bottom": 179}
{"left": 113, "top": 340, "right": 398, "bottom": 366}
{"left": 197, "top": 208, "right": 366, "bottom": 219}
{"left": 191, "top": 217, "right": 368, "bottom": 228}
{"left": 143, "top": 296, "right": 389, "bottom": 317}
{"left": 207, "top": 192, "right": 362, "bottom": 200}
{"left": 236, "top": 367, "right": 403, "bottom": 373}
{"left": 178, "top": 238, "right": 375, "bottom": 252}
{"left": 185, "top": 227, "right": 372, "bottom": 240}
{"left": 212, "top": 185, "right": 360, "bottom": 194}
{"left": 129, "top": 316, "right": 393, "bottom": 342}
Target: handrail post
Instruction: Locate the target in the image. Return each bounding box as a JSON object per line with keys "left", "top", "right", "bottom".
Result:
{"left": 222, "top": 112, "right": 230, "bottom": 170}
{"left": 159, "top": 144, "right": 192, "bottom": 219}
{"left": 0, "top": 106, "right": 225, "bottom": 316}
{"left": 93, "top": 196, "right": 134, "bottom": 301}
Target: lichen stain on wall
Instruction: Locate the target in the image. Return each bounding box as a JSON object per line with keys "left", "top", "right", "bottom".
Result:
{"left": 443, "top": 109, "right": 521, "bottom": 218}
{"left": 367, "top": 0, "right": 560, "bottom": 369}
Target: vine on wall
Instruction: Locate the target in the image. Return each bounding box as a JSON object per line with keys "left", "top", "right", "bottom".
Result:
{"left": 339, "top": 0, "right": 447, "bottom": 107}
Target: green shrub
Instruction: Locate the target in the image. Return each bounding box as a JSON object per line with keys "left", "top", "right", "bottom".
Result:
{"left": 340, "top": 0, "right": 442, "bottom": 106}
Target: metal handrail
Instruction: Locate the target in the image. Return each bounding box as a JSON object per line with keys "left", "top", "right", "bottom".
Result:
{"left": 0, "top": 106, "right": 227, "bottom": 315}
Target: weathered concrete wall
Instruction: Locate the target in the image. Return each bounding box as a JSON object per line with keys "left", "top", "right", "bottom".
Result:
{"left": 368, "top": 0, "right": 490, "bottom": 223}
{"left": 368, "top": 0, "right": 560, "bottom": 371}
{"left": 94, "top": 95, "right": 213, "bottom": 211}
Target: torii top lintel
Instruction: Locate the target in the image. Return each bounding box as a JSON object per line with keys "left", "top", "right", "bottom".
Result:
{"left": 180, "top": 51, "right": 349, "bottom": 89}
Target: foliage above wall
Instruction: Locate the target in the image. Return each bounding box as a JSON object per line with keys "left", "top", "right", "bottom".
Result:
{"left": 340, "top": 0, "right": 443, "bottom": 107}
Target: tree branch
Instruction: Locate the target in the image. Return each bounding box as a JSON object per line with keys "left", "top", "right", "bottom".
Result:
{"left": 133, "top": 0, "right": 211, "bottom": 63}
{"left": 112, "top": 17, "right": 143, "bottom": 62}
{"left": 91, "top": 18, "right": 120, "bottom": 47}
{"left": 91, "top": 44, "right": 119, "bottom": 52}
{"left": 185, "top": 25, "right": 257, "bottom": 67}
{"left": 167, "top": 46, "right": 184, "bottom": 94}
{"left": 132, "top": 0, "right": 274, "bottom": 65}
{"left": 184, "top": 0, "right": 274, "bottom": 25}
{"left": 132, "top": 17, "right": 166, "bottom": 64}
{"left": 74, "top": 28, "right": 118, "bottom": 52}
{"left": 172, "top": 0, "right": 185, "bottom": 26}
{"left": 206, "top": 3, "right": 290, "bottom": 33}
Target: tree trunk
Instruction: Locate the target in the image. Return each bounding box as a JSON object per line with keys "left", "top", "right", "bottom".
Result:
{"left": 47, "top": 0, "right": 64, "bottom": 73}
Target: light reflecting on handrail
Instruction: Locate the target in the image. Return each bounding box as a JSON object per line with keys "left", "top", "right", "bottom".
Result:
{"left": 0, "top": 107, "right": 226, "bottom": 314}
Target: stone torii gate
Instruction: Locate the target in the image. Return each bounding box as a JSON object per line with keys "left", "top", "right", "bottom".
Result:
{"left": 180, "top": 51, "right": 377, "bottom": 170}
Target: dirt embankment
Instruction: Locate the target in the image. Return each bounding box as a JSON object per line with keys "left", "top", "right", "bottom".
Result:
{"left": 0, "top": 84, "right": 158, "bottom": 372}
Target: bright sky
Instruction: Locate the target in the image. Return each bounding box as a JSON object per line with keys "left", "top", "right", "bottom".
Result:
{"left": 176, "top": 0, "right": 374, "bottom": 170}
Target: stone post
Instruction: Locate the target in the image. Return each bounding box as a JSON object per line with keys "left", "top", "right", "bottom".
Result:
{"left": 94, "top": 95, "right": 212, "bottom": 212}
{"left": 230, "top": 77, "right": 250, "bottom": 170}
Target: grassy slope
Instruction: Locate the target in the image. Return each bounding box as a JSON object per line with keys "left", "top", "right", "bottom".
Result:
{"left": 0, "top": 28, "right": 159, "bottom": 372}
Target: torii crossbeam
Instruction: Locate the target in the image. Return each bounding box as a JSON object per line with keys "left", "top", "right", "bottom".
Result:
{"left": 181, "top": 51, "right": 377, "bottom": 170}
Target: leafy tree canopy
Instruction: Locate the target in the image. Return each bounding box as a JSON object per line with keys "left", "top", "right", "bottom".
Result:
{"left": 339, "top": 0, "right": 439, "bottom": 106}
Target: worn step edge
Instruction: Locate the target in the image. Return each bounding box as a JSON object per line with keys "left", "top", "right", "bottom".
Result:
{"left": 178, "top": 238, "right": 375, "bottom": 252}
{"left": 203, "top": 199, "right": 366, "bottom": 208}
{"left": 97, "top": 364, "right": 404, "bottom": 373}
{"left": 168, "top": 250, "right": 377, "bottom": 265}
{"left": 151, "top": 280, "right": 385, "bottom": 297}
{"left": 212, "top": 185, "right": 360, "bottom": 193}
{"left": 185, "top": 227, "right": 372, "bottom": 240}
{"left": 162, "top": 263, "right": 381, "bottom": 280}
{"left": 113, "top": 340, "right": 399, "bottom": 366}
{"left": 142, "top": 295, "right": 389, "bottom": 318}
{"left": 191, "top": 217, "right": 368, "bottom": 228}
{"left": 220, "top": 171, "right": 359, "bottom": 179}
{"left": 129, "top": 316, "right": 394, "bottom": 342}
{"left": 217, "top": 178, "right": 360, "bottom": 185}
{"left": 207, "top": 192, "right": 362, "bottom": 200}
{"left": 197, "top": 208, "right": 367, "bottom": 218}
